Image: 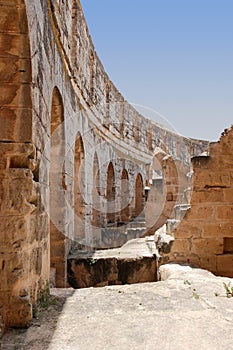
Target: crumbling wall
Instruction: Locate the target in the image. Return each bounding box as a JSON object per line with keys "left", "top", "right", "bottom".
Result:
{"left": 145, "top": 147, "right": 191, "bottom": 234}
{"left": 162, "top": 126, "right": 233, "bottom": 277}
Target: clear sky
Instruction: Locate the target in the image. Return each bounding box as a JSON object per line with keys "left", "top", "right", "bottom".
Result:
{"left": 81, "top": 0, "right": 233, "bottom": 141}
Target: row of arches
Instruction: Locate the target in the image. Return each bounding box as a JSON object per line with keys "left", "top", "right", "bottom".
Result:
{"left": 49, "top": 87, "right": 145, "bottom": 286}
{"left": 105, "top": 163, "right": 144, "bottom": 226}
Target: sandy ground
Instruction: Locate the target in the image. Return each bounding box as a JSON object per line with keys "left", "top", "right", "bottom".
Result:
{"left": 0, "top": 289, "right": 74, "bottom": 350}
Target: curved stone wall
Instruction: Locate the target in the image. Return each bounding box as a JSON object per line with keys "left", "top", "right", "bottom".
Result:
{"left": 0, "top": 0, "right": 208, "bottom": 327}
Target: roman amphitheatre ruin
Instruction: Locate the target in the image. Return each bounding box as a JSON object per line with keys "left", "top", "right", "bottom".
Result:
{"left": 1, "top": 0, "right": 233, "bottom": 341}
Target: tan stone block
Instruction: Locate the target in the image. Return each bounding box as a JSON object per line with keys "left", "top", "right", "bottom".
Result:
{"left": 218, "top": 223, "right": 233, "bottom": 237}
{"left": 175, "top": 221, "right": 202, "bottom": 238}
{"left": 171, "top": 239, "right": 190, "bottom": 253}
{"left": 0, "top": 5, "right": 28, "bottom": 33}
{"left": 201, "top": 223, "right": 222, "bottom": 238}
{"left": 0, "top": 33, "right": 30, "bottom": 58}
{"left": 0, "top": 0, "right": 24, "bottom": 6}
{"left": 2, "top": 251, "right": 25, "bottom": 290}
{"left": 216, "top": 254, "right": 233, "bottom": 277}
{"left": 0, "top": 216, "right": 28, "bottom": 249}
{"left": 213, "top": 155, "right": 233, "bottom": 168}
{"left": 216, "top": 205, "right": 233, "bottom": 220}
{"left": 0, "top": 108, "right": 32, "bottom": 142}
{"left": 0, "top": 172, "right": 36, "bottom": 215}
{"left": 0, "top": 57, "right": 31, "bottom": 83}
{"left": 0, "top": 155, "right": 7, "bottom": 170}
{"left": 193, "top": 170, "right": 230, "bottom": 190}
{"left": 191, "top": 238, "right": 223, "bottom": 255}
{"left": 0, "top": 83, "right": 31, "bottom": 107}
{"left": 6, "top": 296, "right": 32, "bottom": 327}
{"left": 223, "top": 188, "right": 233, "bottom": 203}
{"left": 0, "top": 142, "right": 34, "bottom": 158}
{"left": 199, "top": 255, "right": 217, "bottom": 273}
{"left": 191, "top": 189, "right": 223, "bottom": 204}
{"left": 187, "top": 205, "right": 214, "bottom": 220}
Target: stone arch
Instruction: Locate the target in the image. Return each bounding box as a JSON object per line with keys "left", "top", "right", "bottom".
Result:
{"left": 50, "top": 86, "right": 67, "bottom": 288}
{"left": 120, "top": 169, "right": 130, "bottom": 222}
{"left": 92, "top": 152, "right": 102, "bottom": 228}
{"left": 74, "top": 133, "right": 85, "bottom": 241}
{"left": 135, "top": 173, "right": 144, "bottom": 218}
{"left": 106, "top": 162, "right": 116, "bottom": 224}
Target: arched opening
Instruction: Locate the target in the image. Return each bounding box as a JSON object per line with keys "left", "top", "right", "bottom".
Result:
{"left": 92, "top": 153, "right": 102, "bottom": 228}
{"left": 120, "top": 169, "right": 130, "bottom": 222}
{"left": 106, "top": 162, "right": 116, "bottom": 224}
{"left": 74, "top": 134, "right": 85, "bottom": 241}
{"left": 135, "top": 173, "right": 144, "bottom": 218}
{"left": 50, "top": 87, "right": 66, "bottom": 287}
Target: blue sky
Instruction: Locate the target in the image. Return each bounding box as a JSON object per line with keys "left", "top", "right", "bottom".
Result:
{"left": 81, "top": 0, "right": 233, "bottom": 141}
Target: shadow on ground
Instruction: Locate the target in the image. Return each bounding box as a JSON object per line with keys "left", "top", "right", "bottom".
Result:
{"left": 0, "top": 289, "right": 74, "bottom": 350}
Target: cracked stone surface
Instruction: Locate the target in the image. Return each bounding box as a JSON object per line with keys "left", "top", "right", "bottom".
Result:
{"left": 49, "top": 264, "right": 233, "bottom": 350}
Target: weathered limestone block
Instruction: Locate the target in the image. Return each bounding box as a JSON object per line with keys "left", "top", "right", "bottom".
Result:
{"left": 0, "top": 33, "right": 30, "bottom": 58}
{"left": 0, "top": 108, "right": 32, "bottom": 142}
{"left": 217, "top": 255, "right": 233, "bottom": 277}
{"left": 68, "top": 237, "right": 157, "bottom": 288}
{"left": 0, "top": 57, "right": 31, "bottom": 83}
{"left": 0, "top": 4, "right": 28, "bottom": 33}
{"left": 4, "top": 295, "right": 32, "bottom": 328}
{"left": 0, "top": 83, "right": 31, "bottom": 108}
{"left": 68, "top": 256, "right": 157, "bottom": 288}
{"left": 146, "top": 147, "right": 191, "bottom": 232}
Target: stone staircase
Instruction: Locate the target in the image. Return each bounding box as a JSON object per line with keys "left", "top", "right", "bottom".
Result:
{"left": 100, "top": 215, "right": 147, "bottom": 249}
{"left": 166, "top": 203, "right": 190, "bottom": 235}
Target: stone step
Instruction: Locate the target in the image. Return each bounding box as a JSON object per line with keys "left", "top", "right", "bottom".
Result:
{"left": 166, "top": 219, "right": 180, "bottom": 234}
{"left": 174, "top": 204, "right": 190, "bottom": 220}
{"left": 127, "top": 221, "right": 147, "bottom": 228}
{"left": 126, "top": 227, "right": 147, "bottom": 240}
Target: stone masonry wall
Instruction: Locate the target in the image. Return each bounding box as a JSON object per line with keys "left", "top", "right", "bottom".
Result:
{"left": 0, "top": 0, "right": 208, "bottom": 328}
{"left": 162, "top": 126, "right": 233, "bottom": 277}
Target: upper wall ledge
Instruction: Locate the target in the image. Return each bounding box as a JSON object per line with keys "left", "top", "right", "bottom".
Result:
{"left": 46, "top": 0, "right": 209, "bottom": 161}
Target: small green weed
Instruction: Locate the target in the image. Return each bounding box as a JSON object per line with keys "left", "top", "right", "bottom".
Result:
{"left": 184, "top": 280, "right": 200, "bottom": 300}
{"left": 39, "top": 281, "right": 50, "bottom": 308}
{"left": 184, "top": 280, "right": 191, "bottom": 286}
{"left": 88, "top": 258, "right": 97, "bottom": 265}
{"left": 32, "top": 280, "right": 58, "bottom": 319}
{"left": 192, "top": 290, "right": 200, "bottom": 300}
{"left": 223, "top": 282, "right": 233, "bottom": 298}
